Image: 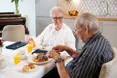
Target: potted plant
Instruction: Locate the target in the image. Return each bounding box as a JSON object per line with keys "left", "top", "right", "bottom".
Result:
{"left": 11, "top": 0, "right": 23, "bottom": 14}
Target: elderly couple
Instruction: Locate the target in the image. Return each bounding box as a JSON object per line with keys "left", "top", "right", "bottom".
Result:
{"left": 29, "top": 6, "right": 112, "bottom": 78}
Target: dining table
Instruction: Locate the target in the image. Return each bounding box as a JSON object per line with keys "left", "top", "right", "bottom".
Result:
{"left": 0, "top": 41, "right": 72, "bottom": 78}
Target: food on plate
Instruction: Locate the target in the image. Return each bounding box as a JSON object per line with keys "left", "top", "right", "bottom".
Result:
{"left": 22, "top": 65, "right": 30, "bottom": 72}
{"left": 33, "top": 53, "right": 48, "bottom": 62}
{"left": 28, "top": 63, "right": 35, "bottom": 69}
{"left": 21, "top": 63, "right": 35, "bottom": 72}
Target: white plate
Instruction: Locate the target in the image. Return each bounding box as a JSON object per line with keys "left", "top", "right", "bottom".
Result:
{"left": 18, "top": 64, "right": 38, "bottom": 73}
{"left": 27, "top": 55, "right": 52, "bottom": 65}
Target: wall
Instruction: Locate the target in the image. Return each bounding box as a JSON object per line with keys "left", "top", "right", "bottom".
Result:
{"left": 36, "top": 0, "right": 57, "bottom": 35}
{"left": 58, "top": 0, "right": 117, "bottom": 16}
{"left": 100, "top": 21, "right": 117, "bottom": 48}
{"left": 36, "top": 0, "right": 84, "bottom": 49}
{"left": 0, "top": 0, "right": 36, "bottom": 36}
{"left": 36, "top": 0, "right": 117, "bottom": 49}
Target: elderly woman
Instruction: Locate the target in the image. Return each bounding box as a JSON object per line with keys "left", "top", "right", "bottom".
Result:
{"left": 46, "top": 13, "right": 112, "bottom": 78}
{"left": 34, "top": 6, "right": 75, "bottom": 56}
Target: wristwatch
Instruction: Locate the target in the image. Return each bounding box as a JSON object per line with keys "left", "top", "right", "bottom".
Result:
{"left": 55, "top": 58, "right": 64, "bottom": 63}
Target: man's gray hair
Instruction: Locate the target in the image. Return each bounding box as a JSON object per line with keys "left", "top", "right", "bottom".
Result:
{"left": 50, "top": 6, "right": 64, "bottom": 17}
{"left": 75, "top": 13, "right": 99, "bottom": 33}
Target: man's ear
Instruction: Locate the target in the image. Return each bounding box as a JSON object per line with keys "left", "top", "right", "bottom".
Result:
{"left": 84, "top": 25, "right": 89, "bottom": 34}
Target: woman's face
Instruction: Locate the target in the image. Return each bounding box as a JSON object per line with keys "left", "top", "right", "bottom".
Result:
{"left": 52, "top": 11, "right": 64, "bottom": 27}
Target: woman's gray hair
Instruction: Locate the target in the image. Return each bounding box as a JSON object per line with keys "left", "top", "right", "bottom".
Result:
{"left": 75, "top": 13, "right": 99, "bottom": 33}
{"left": 50, "top": 6, "right": 64, "bottom": 17}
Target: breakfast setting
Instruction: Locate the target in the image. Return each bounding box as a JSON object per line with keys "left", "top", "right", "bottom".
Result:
{"left": 0, "top": 35, "right": 71, "bottom": 78}
{"left": 1, "top": 0, "right": 117, "bottom": 78}
{"left": 0, "top": 38, "right": 56, "bottom": 78}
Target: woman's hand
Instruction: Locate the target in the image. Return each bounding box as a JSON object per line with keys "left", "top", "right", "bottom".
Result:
{"left": 27, "top": 38, "right": 36, "bottom": 48}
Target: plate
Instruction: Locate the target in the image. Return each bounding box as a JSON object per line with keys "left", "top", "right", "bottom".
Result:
{"left": 18, "top": 64, "right": 38, "bottom": 73}
{"left": 27, "top": 55, "right": 52, "bottom": 65}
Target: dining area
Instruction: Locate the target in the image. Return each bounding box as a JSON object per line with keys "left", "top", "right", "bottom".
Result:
{"left": 1, "top": 0, "right": 117, "bottom": 78}
{"left": 0, "top": 5, "right": 75, "bottom": 78}
{"left": 0, "top": 40, "right": 72, "bottom": 78}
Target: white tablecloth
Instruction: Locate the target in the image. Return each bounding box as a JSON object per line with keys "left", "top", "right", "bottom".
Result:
{"left": 0, "top": 41, "right": 55, "bottom": 78}
{"left": 0, "top": 41, "right": 72, "bottom": 78}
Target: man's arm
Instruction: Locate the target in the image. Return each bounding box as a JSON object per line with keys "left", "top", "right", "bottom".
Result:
{"left": 54, "top": 56, "right": 70, "bottom": 78}
{"left": 53, "top": 45, "right": 79, "bottom": 56}
{"left": 65, "top": 46, "right": 78, "bottom": 56}
{"left": 47, "top": 50, "right": 70, "bottom": 78}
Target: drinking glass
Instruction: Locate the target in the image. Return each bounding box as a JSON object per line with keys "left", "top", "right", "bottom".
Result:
{"left": 26, "top": 44, "right": 33, "bottom": 53}
{"left": 13, "top": 55, "right": 21, "bottom": 64}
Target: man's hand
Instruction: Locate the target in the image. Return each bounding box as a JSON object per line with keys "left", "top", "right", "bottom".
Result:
{"left": 47, "top": 50, "right": 61, "bottom": 60}
{"left": 52, "top": 45, "right": 78, "bottom": 56}
{"left": 52, "top": 45, "right": 68, "bottom": 52}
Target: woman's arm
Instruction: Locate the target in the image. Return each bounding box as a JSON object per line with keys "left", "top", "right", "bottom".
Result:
{"left": 35, "top": 24, "right": 51, "bottom": 46}
{"left": 65, "top": 28, "right": 76, "bottom": 51}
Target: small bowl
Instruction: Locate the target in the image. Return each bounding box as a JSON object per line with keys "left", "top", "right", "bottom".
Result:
{"left": 68, "top": 10, "right": 78, "bottom": 16}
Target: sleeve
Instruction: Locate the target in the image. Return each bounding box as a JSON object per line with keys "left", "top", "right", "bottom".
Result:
{"left": 70, "top": 48, "right": 97, "bottom": 78}
{"left": 34, "top": 24, "right": 51, "bottom": 46}
{"left": 65, "top": 28, "right": 76, "bottom": 50}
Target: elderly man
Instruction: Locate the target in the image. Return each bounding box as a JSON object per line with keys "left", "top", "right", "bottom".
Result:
{"left": 46, "top": 13, "right": 113, "bottom": 78}
{"left": 29, "top": 6, "right": 75, "bottom": 56}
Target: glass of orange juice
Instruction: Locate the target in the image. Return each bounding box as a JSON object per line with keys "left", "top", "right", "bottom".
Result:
{"left": 26, "top": 44, "right": 33, "bottom": 53}
{"left": 13, "top": 55, "right": 21, "bottom": 64}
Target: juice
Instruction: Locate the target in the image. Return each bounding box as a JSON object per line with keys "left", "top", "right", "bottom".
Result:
{"left": 27, "top": 44, "right": 33, "bottom": 53}
{"left": 13, "top": 55, "right": 21, "bottom": 64}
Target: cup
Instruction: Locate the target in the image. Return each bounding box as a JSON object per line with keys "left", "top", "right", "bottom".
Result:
{"left": 13, "top": 55, "right": 21, "bottom": 64}
{"left": 26, "top": 44, "right": 33, "bottom": 53}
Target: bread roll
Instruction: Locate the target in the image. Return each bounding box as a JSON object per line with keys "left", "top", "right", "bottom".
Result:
{"left": 22, "top": 65, "right": 30, "bottom": 72}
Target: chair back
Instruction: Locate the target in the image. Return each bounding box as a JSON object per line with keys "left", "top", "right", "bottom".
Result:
{"left": 99, "top": 47, "right": 117, "bottom": 78}
{"left": 2, "top": 25, "right": 25, "bottom": 42}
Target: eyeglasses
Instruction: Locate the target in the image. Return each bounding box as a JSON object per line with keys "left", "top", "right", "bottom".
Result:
{"left": 52, "top": 17, "right": 63, "bottom": 20}
{"left": 73, "top": 26, "right": 82, "bottom": 32}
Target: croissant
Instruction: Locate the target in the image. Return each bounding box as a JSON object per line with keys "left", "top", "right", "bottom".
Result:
{"left": 22, "top": 65, "right": 30, "bottom": 72}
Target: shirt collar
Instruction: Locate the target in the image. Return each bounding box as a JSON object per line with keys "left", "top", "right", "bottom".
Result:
{"left": 52, "top": 23, "right": 65, "bottom": 32}
{"left": 82, "top": 31, "right": 102, "bottom": 50}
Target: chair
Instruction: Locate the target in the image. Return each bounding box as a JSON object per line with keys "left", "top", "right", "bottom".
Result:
{"left": 99, "top": 47, "right": 117, "bottom": 78}
{"left": 2, "top": 25, "right": 25, "bottom": 42}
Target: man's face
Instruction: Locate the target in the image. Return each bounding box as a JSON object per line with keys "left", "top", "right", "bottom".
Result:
{"left": 52, "top": 12, "right": 63, "bottom": 26}
{"left": 75, "top": 23, "right": 88, "bottom": 43}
